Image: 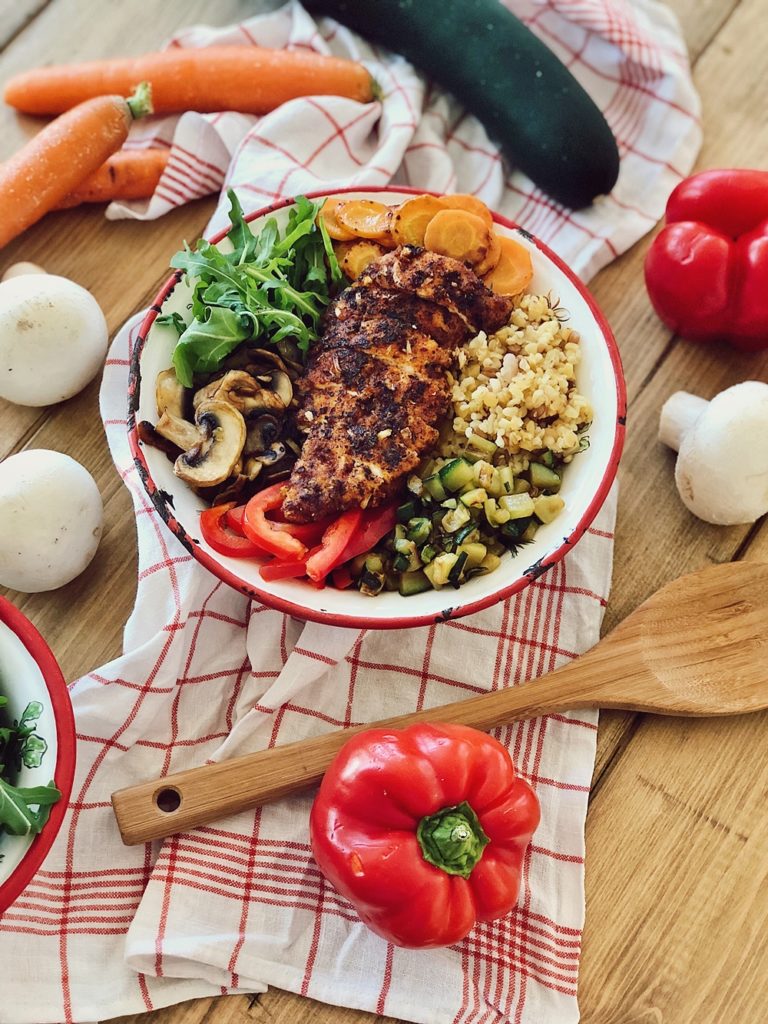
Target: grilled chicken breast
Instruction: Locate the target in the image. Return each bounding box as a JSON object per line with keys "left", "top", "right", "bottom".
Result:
{"left": 282, "top": 246, "right": 514, "bottom": 523}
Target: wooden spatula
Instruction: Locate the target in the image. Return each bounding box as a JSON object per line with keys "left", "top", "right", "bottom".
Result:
{"left": 112, "top": 561, "right": 768, "bottom": 845}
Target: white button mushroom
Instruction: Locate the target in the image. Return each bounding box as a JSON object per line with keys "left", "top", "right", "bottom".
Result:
{"left": 0, "top": 274, "right": 108, "bottom": 406}
{"left": 659, "top": 381, "right": 768, "bottom": 525}
{"left": 2, "top": 262, "right": 47, "bottom": 281}
{"left": 0, "top": 449, "right": 103, "bottom": 593}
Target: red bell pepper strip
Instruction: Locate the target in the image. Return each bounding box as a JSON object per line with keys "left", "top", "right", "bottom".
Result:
{"left": 305, "top": 508, "right": 363, "bottom": 582}
{"left": 335, "top": 502, "right": 398, "bottom": 567}
{"left": 330, "top": 565, "right": 355, "bottom": 589}
{"left": 200, "top": 502, "right": 264, "bottom": 558}
{"left": 242, "top": 484, "right": 308, "bottom": 561}
{"left": 259, "top": 557, "right": 310, "bottom": 582}
{"left": 228, "top": 502, "right": 332, "bottom": 546}
{"left": 310, "top": 722, "right": 540, "bottom": 948}
{"left": 225, "top": 504, "right": 248, "bottom": 536}
{"left": 644, "top": 169, "right": 768, "bottom": 351}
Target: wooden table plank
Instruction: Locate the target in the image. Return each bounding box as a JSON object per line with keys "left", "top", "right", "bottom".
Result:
{"left": 0, "top": 0, "right": 49, "bottom": 50}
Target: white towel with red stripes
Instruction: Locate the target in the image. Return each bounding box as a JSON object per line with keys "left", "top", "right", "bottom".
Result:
{"left": 0, "top": 2, "right": 700, "bottom": 1023}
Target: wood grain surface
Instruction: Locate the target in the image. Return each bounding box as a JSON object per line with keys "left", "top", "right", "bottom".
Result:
{"left": 0, "top": 0, "right": 766, "bottom": 1022}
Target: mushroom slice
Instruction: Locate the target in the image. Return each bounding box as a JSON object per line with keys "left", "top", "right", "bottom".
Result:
{"left": 255, "top": 441, "right": 287, "bottom": 466}
{"left": 155, "top": 411, "right": 202, "bottom": 452}
{"left": 243, "top": 457, "right": 264, "bottom": 482}
{"left": 156, "top": 368, "right": 187, "bottom": 419}
{"left": 266, "top": 370, "right": 293, "bottom": 408}
{"left": 194, "top": 370, "right": 286, "bottom": 416}
{"left": 174, "top": 400, "right": 247, "bottom": 488}
{"left": 245, "top": 413, "right": 281, "bottom": 454}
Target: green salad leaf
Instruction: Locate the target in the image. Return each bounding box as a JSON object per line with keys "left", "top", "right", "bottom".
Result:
{"left": 0, "top": 697, "right": 61, "bottom": 842}
{"left": 159, "top": 189, "right": 342, "bottom": 388}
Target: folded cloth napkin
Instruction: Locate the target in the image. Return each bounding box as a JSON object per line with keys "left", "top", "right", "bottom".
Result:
{"left": 0, "top": 2, "right": 700, "bottom": 1023}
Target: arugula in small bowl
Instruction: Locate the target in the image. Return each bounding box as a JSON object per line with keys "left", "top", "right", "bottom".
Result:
{"left": 159, "top": 190, "right": 342, "bottom": 387}
{"left": 0, "top": 696, "right": 61, "bottom": 846}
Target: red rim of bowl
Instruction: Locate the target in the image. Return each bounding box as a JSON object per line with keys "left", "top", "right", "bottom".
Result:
{"left": 128, "top": 186, "right": 626, "bottom": 630}
{"left": 0, "top": 596, "right": 76, "bottom": 915}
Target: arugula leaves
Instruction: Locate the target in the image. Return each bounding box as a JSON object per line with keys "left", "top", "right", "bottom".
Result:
{"left": 159, "top": 190, "right": 342, "bottom": 388}
{"left": 0, "top": 697, "right": 61, "bottom": 842}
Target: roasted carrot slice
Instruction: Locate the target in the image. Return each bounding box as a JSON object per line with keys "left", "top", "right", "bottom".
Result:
{"left": 423, "top": 209, "right": 491, "bottom": 265}
{"left": 336, "top": 240, "right": 388, "bottom": 279}
{"left": 319, "top": 198, "right": 356, "bottom": 241}
{"left": 391, "top": 194, "right": 446, "bottom": 246}
{"left": 482, "top": 235, "right": 533, "bottom": 295}
{"left": 336, "top": 199, "right": 392, "bottom": 239}
{"left": 473, "top": 231, "right": 502, "bottom": 276}
{"left": 440, "top": 193, "right": 493, "bottom": 228}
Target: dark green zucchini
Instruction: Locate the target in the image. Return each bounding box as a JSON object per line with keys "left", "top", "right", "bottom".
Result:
{"left": 303, "top": 0, "right": 619, "bottom": 208}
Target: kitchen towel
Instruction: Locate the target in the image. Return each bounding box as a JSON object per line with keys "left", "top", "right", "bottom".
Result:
{"left": 0, "top": 1, "right": 700, "bottom": 1023}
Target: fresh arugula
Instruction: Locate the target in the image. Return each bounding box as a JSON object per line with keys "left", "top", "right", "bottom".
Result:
{"left": 0, "top": 697, "right": 61, "bottom": 844}
{"left": 159, "top": 190, "right": 342, "bottom": 388}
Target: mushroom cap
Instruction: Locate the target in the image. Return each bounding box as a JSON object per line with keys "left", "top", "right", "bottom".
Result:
{"left": 0, "top": 449, "right": 103, "bottom": 592}
{"left": 0, "top": 274, "right": 108, "bottom": 406}
{"left": 675, "top": 381, "right": 768, "bottom": 525}
{"left": 174, "top": 400, "right": 246, "bottom": 487}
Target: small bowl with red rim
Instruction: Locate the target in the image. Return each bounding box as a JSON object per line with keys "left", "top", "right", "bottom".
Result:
{"left": 128, "top": 188, "right": 626, "bottom": 630}
{"left": 0, "top": 596, "right": 76, "bottom": 914}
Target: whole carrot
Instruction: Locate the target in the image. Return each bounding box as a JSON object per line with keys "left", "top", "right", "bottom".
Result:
{"left": 55, "top": 148, "right": 169, "bottom": 208}
{"left": 0, "top": 83, "right": 153, "bottom": 249}
{"left": 3, "top": 47, "right": 375, "bottom": 116}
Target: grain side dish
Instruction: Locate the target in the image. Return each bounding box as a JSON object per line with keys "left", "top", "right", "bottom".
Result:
{"left": 442, "top": 293, "right": 592, "bottom": 473}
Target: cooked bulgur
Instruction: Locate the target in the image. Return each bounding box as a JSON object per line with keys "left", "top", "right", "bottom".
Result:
{"left": 441, "top": 293, "right": 592, "bottom": 472}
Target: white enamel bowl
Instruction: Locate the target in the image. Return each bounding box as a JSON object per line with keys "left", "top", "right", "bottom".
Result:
{"left": 129, "top": 188, "right": 626, "bottom": 629}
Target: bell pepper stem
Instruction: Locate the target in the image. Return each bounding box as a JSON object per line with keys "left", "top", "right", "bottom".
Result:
{"left": 416, "top": 800, "right": 490, "bottom": 879}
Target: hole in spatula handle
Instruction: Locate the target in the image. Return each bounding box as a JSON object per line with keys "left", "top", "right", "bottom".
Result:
{"left": 155, "top": 787, "right": 182, "bottom": 813}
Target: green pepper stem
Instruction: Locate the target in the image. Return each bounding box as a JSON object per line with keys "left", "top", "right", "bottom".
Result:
{"left": 126, "top": 81, "right": 153, "bottom": 120}
{"left": 416, "top": 800, "right": 490, "bottom": 879}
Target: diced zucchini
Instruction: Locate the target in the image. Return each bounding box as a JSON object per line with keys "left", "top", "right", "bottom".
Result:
{"left": 460, "top": 487, "right": 488, "bottom": 507}
{"left": 439, "top": 458, "right": 475, "bottom": 493}
{"left": 442, "top": 503, "right": 471, "bottom": 533}
{"left": 521, "top": 521, "right": 539, "bottom": 542}
{"left": 501, "top": 516, "right": 533, "bottom": 540}
{"left": 472, "top": 460, "right": 495, "bottom": 490}
{"left": 365, "top": 554, "right": 384, "bottom": 574}
{"left": 397, "top": 500, "right": 418, "bottom": 523}
{"left": 533, "top": 494, "right": 565, "bottom": 523}
{"left": 392, "top": 553, "right": 410, "bottom": 572}
{"left": 499, "top": 493, "right": 536, "bottom": 518}
{"left": 454, "top": 523, "right": 480, "bottom": 545}
{"left": 423, "top": 473, "right": 447, "bottom": 501}
{"left": 466, "top": 432, "right": 498, "bottom": 456}
{"left": 359, "top": 568, "right": 385, "bottom": 596}
{"left": 384, "top": 571, "right": 399, "bottom": 592}
{"left": 448, "top": 550, "right": 468, "bottom": 586}
{"left": 483, "top": 497, "right": 510, "bottom": 527}
{"left": 394, "top": 537, "right": 415, "bottom": 556}
{"left": 459, "top": 542, "right": 487, "bottom": 569}
{"left": 480, "top": 552, "right": 502, "bottom": 573}
{"left": 399, "top": 569, "right": 433, "bottom": 596}
{"left": 529, "top": 462, "right": 562, "bottom": 492}
{"left": 420, "top": 543, "right": 438, "bottom": 564}
{"left": 486, "top": 469, "right": 504, "bottom": 498}
{"left": 427, "top": 552, "right": 459, "bottom": 587}
{"left": 513, "top": 478, "right": 532, "bottom": 494}
{"left": 350, "top": 553, "right": 368, "bottom": 577}
{"left": 407, "top": 474, "right": 424, "bottom": 498}
{"left": 441, "top": 497, "right": 458, "bottom": 510}
{"left": 497, "top": 465, "right": 515, "bottom": 494}
{"left": 539, "top": 450, "right": 556, "bottom": 469}
{"left": 407, "top": 517, "right": 431, "bottom": 545}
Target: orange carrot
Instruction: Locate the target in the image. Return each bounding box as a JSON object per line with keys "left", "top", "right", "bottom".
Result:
{"left": 4, "top": 47, "right": 375, "bottom": 116}
{"left": 55, "top": 148, "right": 169, "bottom": 208}
{"left": 391, "top": 194, "right": 445, "bottom": 246}
{"left": 473, "top": 231, "right": 502, "bottom": 276}
{"left": 423, "top": 209, "right": 491, "bottom": 264}
{"left": 319, "top": 198, "right": 357, "bottom": 241}
{"left": 336, "top": 199, "right": 392, "bottom": 240}
{"left": 0, "top": 83, "right": 153, "bottom": 250}
{"left": 483, "top": 236, "right": 533, "bottom": 295}
{"left": 335, "top": 239, "right": 388, "bottom": 278}
{"left": 440, "top": 193, "right": 493, "bottom": 227}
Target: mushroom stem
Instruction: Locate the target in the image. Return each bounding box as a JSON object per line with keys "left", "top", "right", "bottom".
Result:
{"left": 658, "top": 392, "right": 709, "bottom": 452}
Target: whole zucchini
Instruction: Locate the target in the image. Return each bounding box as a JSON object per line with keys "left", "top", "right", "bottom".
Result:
{"left": 303, "top": 0, "right": 620, "bottom": 209}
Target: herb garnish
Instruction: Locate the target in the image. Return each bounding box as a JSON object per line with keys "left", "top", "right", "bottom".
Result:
{"left": 0, "top": 697, "right": 61, "bottom": 844}
{"left": 159, "top": 189, "right": 342, "bottom": 387}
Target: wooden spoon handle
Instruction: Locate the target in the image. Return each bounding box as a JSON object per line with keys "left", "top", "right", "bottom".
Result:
{"left": 112, "top": 662, "right": 605, "bottom": 845}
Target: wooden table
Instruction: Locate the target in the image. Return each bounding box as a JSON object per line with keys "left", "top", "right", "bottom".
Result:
{"left": 1, "top": 0, "right": 766, "bottom": 1021}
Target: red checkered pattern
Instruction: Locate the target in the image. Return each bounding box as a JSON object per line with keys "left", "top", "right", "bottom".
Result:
{"left": 0, "top": 3, "right": 700, "bottom": 1023}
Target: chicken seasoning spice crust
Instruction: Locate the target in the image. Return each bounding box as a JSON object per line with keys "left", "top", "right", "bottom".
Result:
{"left": 441, "top": 293, "right": 593, "bottom": 474}
{"left": 281, "top": 246, "right": 514, "bottom": 523}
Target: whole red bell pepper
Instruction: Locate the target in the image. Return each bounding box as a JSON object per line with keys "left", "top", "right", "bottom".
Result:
{"left": 310, "top": 722, "right": 540, "bottom": 948}
{"left": 644, "top": 169, "right": 768, "bottom": 351}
